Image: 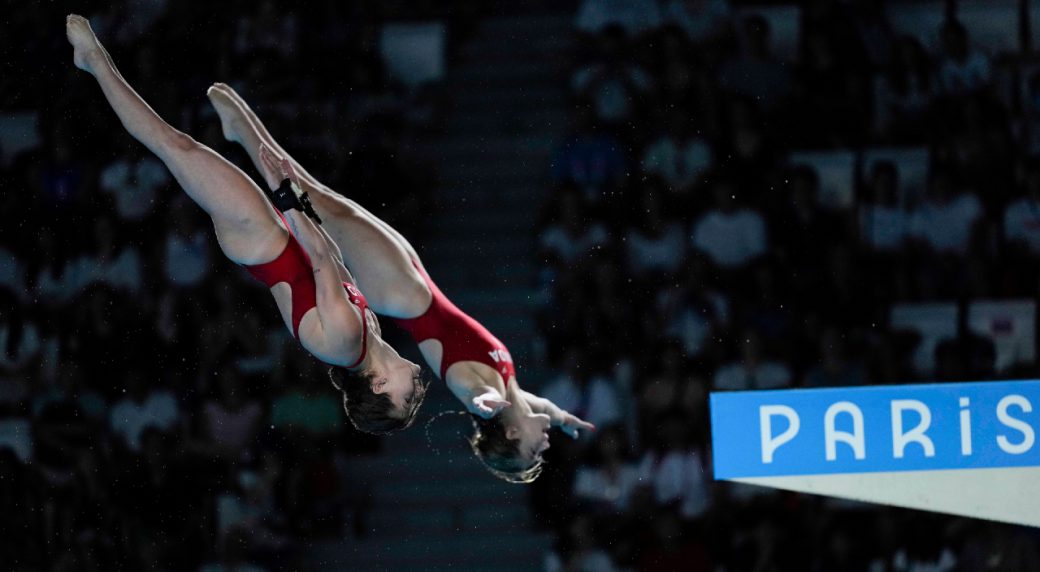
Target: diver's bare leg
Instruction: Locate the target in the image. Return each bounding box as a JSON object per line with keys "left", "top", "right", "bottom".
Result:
{"left": 208, "top": 84, "right": 429, "bottom": 317}
{"left": 209, "top": 84, "right": 422, "bottom": 262}
{"left": 67, "top": 16, "right": 286, "bottom": 265}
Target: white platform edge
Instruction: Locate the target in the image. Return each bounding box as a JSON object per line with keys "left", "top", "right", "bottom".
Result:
{"left": 733, "top": 466, "right": 1040, "bottom": 526}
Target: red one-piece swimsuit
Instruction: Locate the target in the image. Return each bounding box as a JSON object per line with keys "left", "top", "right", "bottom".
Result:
{"left": 393, "top": 260, "right": 515, "bottom": 384}
{"left": 241, "top": 212, "right": 369, "bottom": 369}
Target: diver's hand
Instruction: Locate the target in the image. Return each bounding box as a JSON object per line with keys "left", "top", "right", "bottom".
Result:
{"left": 259, "top": 143, "right": 302, "bottom": 193}
{"left": 557, "top": 412, "right": 595, "bottom": 440}
{"left": 471, "top": 391, "right": 511, "bottom": 418}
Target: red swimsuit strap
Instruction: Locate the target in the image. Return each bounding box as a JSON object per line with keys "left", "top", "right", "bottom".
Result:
{"left": 341, "top": 282, "right": 370, "bottom": 370}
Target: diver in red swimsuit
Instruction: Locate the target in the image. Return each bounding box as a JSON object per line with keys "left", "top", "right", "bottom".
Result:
{"left": 210, "top": 83, "right": 594, "bottom": 481}
{"left": 66, "top": 16, "right": 425, "bottom": 434}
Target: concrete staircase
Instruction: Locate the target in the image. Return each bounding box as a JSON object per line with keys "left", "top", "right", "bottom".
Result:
{"left": 303, "top": 9, "right": 572, "bottom": 572}
{"left": 418, "top": 12, "right": 574, "bottom": 354}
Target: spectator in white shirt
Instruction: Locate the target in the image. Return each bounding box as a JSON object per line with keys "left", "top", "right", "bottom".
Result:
{"left": 623, "top": 186, "right": 685, "bottom": 277}
{"left": 541, "top": 348, "right": 623, "bottom": 430}
{"left": 109, "top": 373, "right": 179, "bottom": 453}
{"left": 1004, "top": 159, "right": 1040, "bottom": 254}
{"left": 937, "top": 19, "right": 990, "bottom": 97}
{"left": 575, "top": 0, "right": 661, "bottom": 36}
{"left": 573, "top": 425, "right": 640, "bottom": 512}
{"left": 691, "top": 180, "right": 767, "bottom": 269}
{"left": 636, "top": 412, "right": 711, "bottom": 519}
{"left": 859, "top": 161, "right": 910, "bottom": 253}
{"left": 0, "top": 418, "right": 32, "bottom": 463}
{"left": 544, "top": 513, "right": 619, "bottom": 572}
{"left": 99, "top": 146, "right": 167, "bottom": 224}
{"left": 660, "top": 255, "right": 728, "bottom": 357}
{"left": 539, "top": 189, "right": 610, "bottom": 266}
{"left": 31, "top": 232, "right": 79, "bottom": 309}
{"left": 0, "top": 295, "right": 40, "bottom": 378}
{"left": 164, "top": 196, "right": 213, "bottom": 288}
{"left": 571, "top": 27, "right": 653, "bottom": 125}
{"left": 641, "top": 110, "right": 713, "bottom": 195}
{"left": 661, "top": 0, "right": 733, "bottom": 44}
{"left": 0, "top": 246, "right": 26, "bottom": 301}
{"left": 909, "top": 170, "right": 982, "bottom": 256}
{"left": 713, "top": 329, "right": 792, "bottom": 391}
{"left": 80, "top": 217, "right": 142, "bottom": 294}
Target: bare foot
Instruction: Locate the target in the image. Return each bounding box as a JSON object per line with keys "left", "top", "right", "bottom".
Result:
{"left": 206, "top": 83, "right": 246, "bottom": 144}
{"left": 211, "top": 82, "right": 255, "bottom": 116}
{"left": 66, "top": 15, "right": 104, "bottom": 74}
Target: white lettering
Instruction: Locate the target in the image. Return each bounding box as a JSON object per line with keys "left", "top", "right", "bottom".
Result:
{"left": 891, "top": 400, "right": 935, "bottom": 458}
{"left": 959, "top": 397, "right": 972, "bottom": 456}
{"left": 488, "top": 349, "right": 513, "bottom": 364}
{"left": 997, "top": 395, "right": 1035, "bottom": 454}
{"left": 760, "top": 405, "right": 800, "bottom": 464}
{"left": 824, "top": 401, "right": 865, "bottom": 461}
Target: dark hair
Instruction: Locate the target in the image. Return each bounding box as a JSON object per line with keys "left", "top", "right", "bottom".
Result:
{"left": 329, "top": 366, "right": 428, "bottom": 435}
{"left": 468, "top": 415, "right": 543, "bottom": 484}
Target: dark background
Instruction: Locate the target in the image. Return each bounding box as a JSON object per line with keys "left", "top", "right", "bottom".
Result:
{"left": 2, "top": 0, "right": 1040, "bottom": 570}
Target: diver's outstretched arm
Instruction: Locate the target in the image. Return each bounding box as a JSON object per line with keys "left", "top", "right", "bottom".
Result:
{"left": 521, "top": 390, "right": 596, "bottom": 440}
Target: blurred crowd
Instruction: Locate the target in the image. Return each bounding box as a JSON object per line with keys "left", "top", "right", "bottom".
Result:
{"left": 532, "top": 0, "right": 1040, "bottom": 570}
{"left": 0, "top": 1, "right": 461, "bottom": 569}
{"left": 6, "top": 0, "right": 1040, "bottom": 570}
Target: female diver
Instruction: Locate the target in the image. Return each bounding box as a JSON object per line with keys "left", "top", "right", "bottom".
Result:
{"left": 65, "top": 15, "right": 427, "bottom": 434}
{"left": 206, "top": 83, "right": 595, "bottom": 482}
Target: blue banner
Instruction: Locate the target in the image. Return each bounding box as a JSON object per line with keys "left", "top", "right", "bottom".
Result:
{"left": 710, "top": 380, "right": 1040, "bottom": 479}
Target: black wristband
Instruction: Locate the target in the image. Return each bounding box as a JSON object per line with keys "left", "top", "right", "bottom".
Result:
{"left": 268, "top": 178, "right": 303, "bottom": 213}
{"left": 299, "top": 192, "right": 322, "bottom": 224}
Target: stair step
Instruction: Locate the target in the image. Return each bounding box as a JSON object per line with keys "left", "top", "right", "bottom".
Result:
{"left": 447, "top": 288, "right": 539, "bottom": 308}
{"left": 451, "top": 59, "right": 563, "bottom": 88}
{"left": 417, "top": 269, "right": 533, "bottom": 289}
{"left": 305, "top": 533, "right": 551, "bottom": 569}
{"left": 447, "top": 107, "right": 570, "bottom": 136}
{"left": 304, "top": 7, "right": 570, "bottom": 568}
{"left": 422, "top": 254, "right": 534, "bottom": 272}
{"left": 351, "top": 448, "right": 480, "bottom": 479}
{"left": 451, "top": 84, "right": 566, "bottom": 113}
{"left": 421, "top": 236, "right": 529, "bottom": 260}
{"left": 437, "top": 158, "right": 553, "bottom": 184}
{"left": 424, "top": 198, "right": 540, "bottom": 221}
{"left": 431, "top": 187, "right": 548, "bottom": 209}
{"left": 428, "top": 133, "right": 559, "bottom": 160}
{"left": 434, "top": 173, "right": 548, "bottom": 193}
{"left": 372, "top": 478, "right": 528, "bottom": 505}
{"left": 462, "top": 33, "right": 573, "bottom": 61}
{"left": 417, "top": 263, "right": 532, "bottom": 292}
{"left": 367, "top": 503, "right": 533, "bottom": 534}
{"left": 425, "top": 218, "right": 538, "bottom": 241}
{"left": 400, "top": 270, "right": 537, "bottom": 305}
{"left": 479, "top": 13, "right": 575, "bottom": 38}
{"left": 412, "top": 254, "right": 535, "bottom": 284}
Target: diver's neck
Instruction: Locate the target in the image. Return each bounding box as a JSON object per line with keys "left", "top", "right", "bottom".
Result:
{"left": 359, "top": 334, "right": 391, "bottom": 371}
